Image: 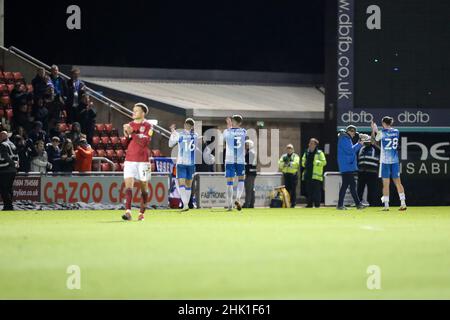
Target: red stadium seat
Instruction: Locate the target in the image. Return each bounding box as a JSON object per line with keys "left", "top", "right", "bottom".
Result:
{"left": 0, "top": 84, "right": 6, "bottom": 93}
{"left": 110, "top": 136, "right": 120, "bottom": 145}
{"left": 112, "top": 163, "right": 120, "bottom": 171}
{"left": 3, "top": 72, "right": 14, "bottom": 84}
{"left": 96, "top": 149, "right": 106, "bottom": 158}
{"left": 101, "top": 163, "right": 111, "bottom": 171}
{"left": 13, "top": 72, "right": 24, "bottom": 82}
{"left": 0, "top": 95, "right": 10, "bottom": 106}
{"left": 120, "top": 136, "right": 128, "bottom": 149}
{"left": 6, "top": 109, "right": 13, "bottom": 121}
{"left": 96, "top": 123, "right": 105, "bottom": 132}
{"left": 92, "top": 136, "right": 101, "bottom": 147}
{"left": 92, "top": 161, "right": 100, "bottom": 171}
{"left": 6, "top": 84, "right": 14, "bottom": 93}
{"left": 104, "top": 123, "right": 113, "bottom": 133}
{"left": 101, "top": 136, "right": 111, "bottom": 147}
{"left": 106, "top": 149, "right": 116, "bottom": 159}
{"left": 115, "top": 149, "right": 125, "bottom": 158}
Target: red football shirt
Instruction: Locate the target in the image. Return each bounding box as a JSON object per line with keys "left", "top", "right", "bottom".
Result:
{"left": 125, "top": 120, "right": 153, "bottom": 162}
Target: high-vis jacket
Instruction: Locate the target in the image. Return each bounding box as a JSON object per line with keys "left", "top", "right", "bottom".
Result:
{"left": 0, "top": 139, "right": 19, "bottom": 171}
{"left": 301, "top": 149, "right": 327, "bottom": 182}
{"left": 278, "top": 153, "right": 300, "bottom": 175}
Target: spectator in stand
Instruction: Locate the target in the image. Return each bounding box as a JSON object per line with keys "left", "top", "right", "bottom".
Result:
{"left": 30, "top": 140, "right": 52, "bottom": 173}
{"left": 65, "top": 122, "right": 82, "bottom": 147}
{"left": 77, "top": 94, "right": 96, "bottom": 144}
{"left": 49, "top": 123, "right": 65, "bottom": 144}
{"left": 66, "top": 68, "right": 86, "bottom": 123}
{"left": 75, "top": 135, "right": 93, "bottom": 172}
{"left": 32, "top": 98, "right": 49, "bottom": 132}
{"left": 31, "top": 68, "right": 52, "bottom": 100}
{"left": 10, "top": 82, "right": 31, "bottom": 112}
{"left": 13, "top": 135, "right": 32, "bottom": 172}
{"left": 12, "top": 103, "right": 33, "bottom": 132}
{"left": 46, "top": 136, "right": 62, "bottom": 172}
{"left": 28, "top": 121, "right": 48, "bottom": 144}
{"left": 60, "top": 138, "right": 76, "bottom": 172}
{"left": 50, "top": 65, "right": 67, "bottom": 103}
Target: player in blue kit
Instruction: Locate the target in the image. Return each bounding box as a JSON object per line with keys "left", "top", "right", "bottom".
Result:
{"left": 169, "top": 118, "right": 198, "bottom": 212}
{"left": 223, "top": 115, "right": 247, "bottom": 211}
{"left": 371, "top": 117, "right": 407, "bottom": 211}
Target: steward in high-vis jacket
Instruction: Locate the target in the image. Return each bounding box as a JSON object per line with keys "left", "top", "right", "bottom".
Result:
{"left": 278, "top": 144, "right": 300, "bottom": 208}
{"left": 301, "top": 138, "right": 327, "bottom": 208}
{"left": 0, "top": 131, "right": 19, "bottom": 211}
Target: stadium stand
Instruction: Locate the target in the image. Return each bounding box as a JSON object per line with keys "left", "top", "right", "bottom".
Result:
{"left": 0, "top": 67, "right": 162, "bottom": 173}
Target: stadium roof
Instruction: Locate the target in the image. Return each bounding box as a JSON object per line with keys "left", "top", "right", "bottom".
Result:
{"left": 85, "top": 78, "right": 324, "bottom": 121}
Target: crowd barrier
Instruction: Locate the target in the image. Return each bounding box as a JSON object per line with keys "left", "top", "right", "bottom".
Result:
{"left": 8, "top": 172, "right": 171, "bottom": 207}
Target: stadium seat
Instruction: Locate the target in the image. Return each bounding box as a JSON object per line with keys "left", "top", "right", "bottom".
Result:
{"left": 96, "top": 149, "right": 106, "bottom": 158}
{"left": 92, "top": 136, "right": 100, "bottom": 146}
{"left": 95, "top": 123, "right": 105, "bottom": 132}
{"left": 112, "top": 163, "right": 120, "bottom": 171}
{"left": 13, "top": 72, "right": 24, "bottom": 82}
{"left": 106, "top": 149, "right": 116, "bottom": 159}
{"left": 92, "top": 161, "right": 100, "bottom": 171}
{"left": 104, "top": 123, "right": 113, "bottom": 133}
{"left": 110, "top": 136, "right": 120, "bottom": 146}
{"left": 115, "top": 149, "right": 125, "bottom": 159}
{"left": 0, "top": 84, "right": 6, "bottom": 93}
{"left": 6, "top": 109, "right": 13, "bottom": 121}
{"left": 3, "top": 72, "right": 14, "bottom": 84}
{"left": 0, "top": 95, "right": 10, "bottom": 106}
{"left": 120, "top": 136, "right": 128, "bottom": 149}
{"left": 101, "top": 163, "right": 111, "bottom": 171}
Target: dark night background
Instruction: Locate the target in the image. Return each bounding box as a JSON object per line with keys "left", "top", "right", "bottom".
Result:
{"left": 5, "top": 0, "right": 325, "bottom": 73}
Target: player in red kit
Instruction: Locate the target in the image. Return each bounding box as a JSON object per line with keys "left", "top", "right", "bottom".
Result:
{"left": 122, "top": 103, "right": 153, "bottom": 221}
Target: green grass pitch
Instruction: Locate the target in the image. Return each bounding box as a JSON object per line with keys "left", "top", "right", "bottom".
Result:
{"left": 1, "top": 207, "right": 450, "bottom": 299}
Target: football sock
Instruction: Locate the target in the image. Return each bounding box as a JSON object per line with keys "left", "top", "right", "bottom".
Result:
{"left": 140, "top": 191, "right": 148, "bottom": 213}
{"left": 185, "top": 187, "right": 192, "bottom": 207}
{"left": 382, "top": 195, "right": 389, "bottom": 208}
{"left": 226, "top": 183, "right": 234, "bottom": 208}
{"left": 125, "top": 188, "right": 133, "bottom": 210}
{"left": 399, "top": 192, "right": 406, "bottom": 207}
{"left": 236, "top": 180, "right": 245, "bottom": 203}
{"left": 179, "top": 185, "right": 187, "bottom": 208}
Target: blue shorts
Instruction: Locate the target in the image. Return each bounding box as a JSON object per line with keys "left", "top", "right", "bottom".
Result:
{"left": 379, "top": 163, "right": 400, "bottom": 179}
{"left": 176, "top": 164, "right": 195, "bottom": 180}
{"left": 225, "top": 163, "right": 245, "bottom": 178}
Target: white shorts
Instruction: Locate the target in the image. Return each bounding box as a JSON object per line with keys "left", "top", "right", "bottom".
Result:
{"left": 123, "top": 161, "right": 151, "bottom": 181}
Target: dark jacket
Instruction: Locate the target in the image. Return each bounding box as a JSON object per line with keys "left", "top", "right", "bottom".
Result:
{"left": 245, "top": 149, "right": 257, "bottom": 176}
{"left": 0, "top": 139, "right": 18, "bottom": 172}
{"left": 337, "top": 132, "right": 362, "bottom": 173}
{"left": 357, "top": 144, "right": 380, "bottom": 174}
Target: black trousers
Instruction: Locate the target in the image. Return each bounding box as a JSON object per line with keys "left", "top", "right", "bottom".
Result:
{"left": 338, "top": 172, "right": 361, "bottom": 207}
{"left": 283, "top": 173, "right": 298, "bottom": 208}
{"left": 244, "top": 175, "right": 256, "bottom": 208}
{"left": 357, "top": 171, "right": 381, "bottom": 206}
{"left": 305, "top": 179, "right": 322, "bottom": 207}
{"left": 0, "top": 170, "right": 16, "bottom": 210}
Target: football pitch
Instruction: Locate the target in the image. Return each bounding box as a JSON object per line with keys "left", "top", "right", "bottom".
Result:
{"left": 1, "top": 207, "right": 450, "bottom": 299}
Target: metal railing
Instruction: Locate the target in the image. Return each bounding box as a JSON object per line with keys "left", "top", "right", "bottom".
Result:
{"left": 6, "top": 46, "right": 171, "bottom": 139}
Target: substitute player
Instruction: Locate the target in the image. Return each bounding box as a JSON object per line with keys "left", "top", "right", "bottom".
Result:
{"left": 169, "top": 118, "right": 198, "bottom": 212}
{"left": 122, "top": 103, "right": 153, "bottom": 221}
{"left": 371, "top": 117, "right": 407, "bottom": 211}
{"left": 223, "top": 115, "right": 247, "bottom": 211}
